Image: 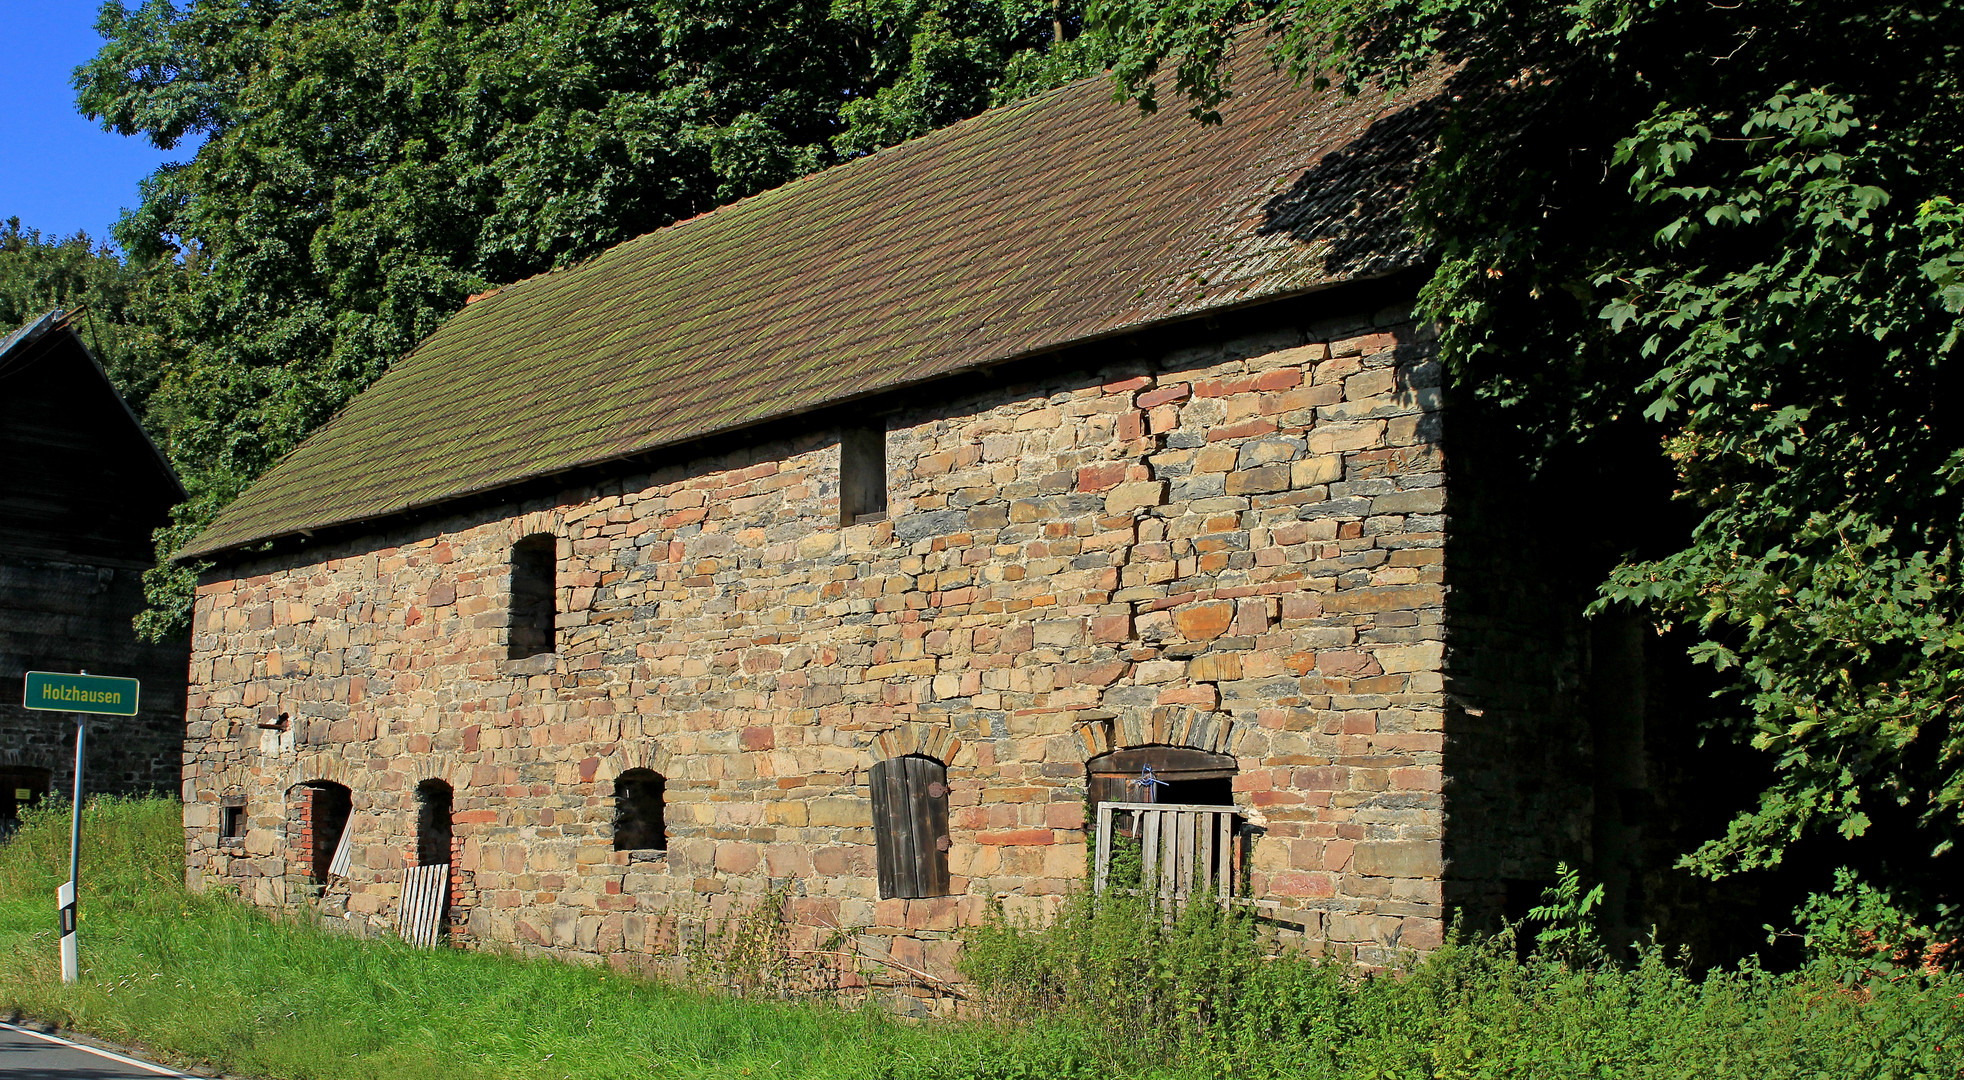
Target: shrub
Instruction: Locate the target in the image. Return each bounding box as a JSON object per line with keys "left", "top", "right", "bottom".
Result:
{"left": 961, "top": 885, "right": 1964, "bottom": 1080}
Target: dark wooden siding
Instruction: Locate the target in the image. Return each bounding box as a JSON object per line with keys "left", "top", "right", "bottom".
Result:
{"left": 0, "top": 320, "right": 187, "bottom": 800}
{"left": 870, "top": 755, "right": 950, "bottom": 899}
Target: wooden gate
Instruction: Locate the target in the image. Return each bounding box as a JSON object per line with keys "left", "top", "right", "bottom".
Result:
{"left": 397, "top": 863, "right": 449, "bottom": 948}
{"left": 1092, "top": 802, "right": 1241, "bottom": 902}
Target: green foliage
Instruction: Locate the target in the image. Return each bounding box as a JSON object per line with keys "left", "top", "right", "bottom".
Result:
{"left": 71, "top": 0, "right": 1111, "bottom": 637}
{"left": 1089, "top": 0, "right": 1964, "bottom": 926}
{"left": 960, "top": 887, "right": 1964, "bottom": 1080}
{"left": 0, "top": 218, "right": 184, "bottom": 424}
{"left": 1524, "top": 862, "right": 1605, "bottom": 966}
{"left": 1790, "top": 868, "right": 1961, "bottom": 981}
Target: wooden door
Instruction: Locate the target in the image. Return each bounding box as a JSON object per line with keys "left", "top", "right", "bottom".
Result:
{"left": 870, "top": 755, "right": 950, "bottom": 899}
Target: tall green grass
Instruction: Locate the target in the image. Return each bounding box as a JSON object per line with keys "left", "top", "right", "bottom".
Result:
{"left": 4, "top": 798, "right": 1960, "bottom": 1080}
{"left": 0, "top": 797, "right": 1101, "bottom": 1080}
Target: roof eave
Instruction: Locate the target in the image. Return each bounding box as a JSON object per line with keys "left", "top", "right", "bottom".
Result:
{"left": 174, "top": 265, "right": 1425, "bottom": 568}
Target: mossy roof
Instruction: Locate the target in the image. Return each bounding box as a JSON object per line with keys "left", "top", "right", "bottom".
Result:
{"left": 181, "top": 60, "right": 1438, "bottom": 562}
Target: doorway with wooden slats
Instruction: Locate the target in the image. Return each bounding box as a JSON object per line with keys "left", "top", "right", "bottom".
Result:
{"left": 870, "top": 754, "right": 951, "bottom": 899}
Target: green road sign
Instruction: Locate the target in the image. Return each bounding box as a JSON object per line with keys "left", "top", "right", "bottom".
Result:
{"left": 22, "top": 672, "right": 140, "bottom": 716}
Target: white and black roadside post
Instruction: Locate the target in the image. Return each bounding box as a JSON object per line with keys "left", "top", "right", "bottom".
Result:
{"left": 21, "top": 669, "right": 139, "bottom": 987}
{"left": 60, "top": 711, "right": 85, "bottom": 983}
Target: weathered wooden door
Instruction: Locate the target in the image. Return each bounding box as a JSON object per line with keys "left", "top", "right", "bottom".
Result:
{"left": 870, "top": 754, "right": 951, "bottom": 899}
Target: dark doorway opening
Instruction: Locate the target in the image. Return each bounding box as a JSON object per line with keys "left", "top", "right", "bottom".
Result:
{"left": 0, "top": 767, "right": 50, "bottom": 840}
{"left": 416, "top": 780, "right": 454, "bottom": 866}
{"left": 302, "top": 782, "right": 353, "bottom": 883}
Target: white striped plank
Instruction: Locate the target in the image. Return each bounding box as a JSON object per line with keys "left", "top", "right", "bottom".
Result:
{"left": 397, "top": 863, "right": 448, "bottom": 948}
{"left": 327, "top": 820, "right": 355, "bottom": 878}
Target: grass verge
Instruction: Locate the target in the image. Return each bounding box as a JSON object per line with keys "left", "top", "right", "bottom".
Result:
{"left": 5, "top": 797, "right": 1961, "bottom": 1080}
{"left": 0, "top": 797, "right": 1105, "bottom": 1080}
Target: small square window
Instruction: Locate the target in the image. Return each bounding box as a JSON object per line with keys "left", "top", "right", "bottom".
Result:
{"left": 221, "top": 801, "right": 246, "bottom": 841}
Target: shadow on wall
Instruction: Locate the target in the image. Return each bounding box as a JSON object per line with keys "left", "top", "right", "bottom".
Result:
{"left": 1434, "top": 384, "right": 1815, "bottom": 969}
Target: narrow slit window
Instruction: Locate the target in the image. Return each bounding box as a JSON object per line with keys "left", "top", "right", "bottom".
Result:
{"left": 613, "top": 770, "right": 667, "bottom": 851}
{"left": 870, "top": 754, "right": 951, "bottom": 899}
{"left": 509, "top": 533, "right": 557, "bottom": 659}
{"left": 839, "top": 425, "right": 888, "bottom": 525}
{"left": 416, "top": 780, "right": 454, "bottom": 866}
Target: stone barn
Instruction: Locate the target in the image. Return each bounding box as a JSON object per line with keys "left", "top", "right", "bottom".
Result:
{"left": 2, "top": 310, "right": 189, "bottom": 834}
{"left": 175, "top": 58, "right": 1697, "bottom": 981}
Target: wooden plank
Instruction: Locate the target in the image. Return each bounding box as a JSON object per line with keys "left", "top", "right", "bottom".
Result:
{"left": 1175, "top": 811, "right": 1195, "bottom": 898}
{"left": 1140, "top": 808, "right": 1161, "bottom": 896}
{"left": 884, "top": 759, "right": 921, "bottom": 898}
{"left": 1098, "top": 801, "right": 1238, "bottom": 814}
{"left": 1093, "top": 804, "right": 1114, "bottom": 894}
{"left": 397, "top": 865, "right": 424, "bottom": 947}
{"left": 1231, "top": 825, "right": 1242, "bottom": 900}
{"left": 870, "top": 761, "right": 897, "bottom": 899}
{"left": 398, "top": 863, "right": 449, "bottom": 948}
{"left": 327, "top": 819, "right": 354, "bottom": 878}
{"left": 1199, "top": 810, "right": 1215, "bottom": 895}
{"left": 913, "top": 755, "right": 951, "bottom": 897}
{"left": 1154, "top": 812, "right": 1170, "bottom": 907}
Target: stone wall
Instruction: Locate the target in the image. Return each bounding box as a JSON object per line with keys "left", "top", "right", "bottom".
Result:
{"left": 184, "top": 304, "right": 1450, "bottom": 976}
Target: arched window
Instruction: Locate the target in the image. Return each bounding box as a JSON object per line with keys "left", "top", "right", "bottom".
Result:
{"left": 416, "top": 780, "right": 454, "bottom": 866}
{"left": 870, "top": 754, "right": 951, "bottom": 899}
{"left": 613, "top": 770, "right": 666, "bottom": 851}
{"left": 298, "top": 781, "right": 353, "bottom": 883}
{"left": 509, "top": 533, "right": 557, "bottom": 660}
{"left": 1087, "top": 746, "right": 1237, "bottom": 810}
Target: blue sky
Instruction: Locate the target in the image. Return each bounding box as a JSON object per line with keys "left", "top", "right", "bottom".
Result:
{"left": 0, "top": 1, "right": 201, "bottom": 246}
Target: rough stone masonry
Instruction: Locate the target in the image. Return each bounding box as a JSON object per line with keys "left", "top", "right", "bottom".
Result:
{"left": 182, "top": 307, "right": 1450, "bottom": 980}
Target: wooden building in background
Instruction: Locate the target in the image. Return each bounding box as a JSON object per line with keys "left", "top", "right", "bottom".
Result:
{"left": 0, "top": 310, "right": 188, "bottom": 833}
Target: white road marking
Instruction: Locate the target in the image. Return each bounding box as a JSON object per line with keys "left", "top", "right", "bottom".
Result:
{"left": 0, "top": 1019, "right": 204, "bottom": 1077}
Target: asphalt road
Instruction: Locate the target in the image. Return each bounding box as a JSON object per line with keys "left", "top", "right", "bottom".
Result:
{"left": 0, "top": 1022, "right": 203, "bottom": 1079}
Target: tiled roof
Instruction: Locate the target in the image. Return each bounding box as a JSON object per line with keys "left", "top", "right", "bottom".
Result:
{"left": 180, "top": 60, "right": 1439, "bottom": 561}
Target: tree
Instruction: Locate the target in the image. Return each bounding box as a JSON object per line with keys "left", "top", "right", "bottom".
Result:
{"left": 1090, "top": 0, "right": 1964, "bottom": 928}
{"left": 75, "top": 0, "right": 1107, "bottom": 638}
{"left": 0, "top": 217, "right": 184, "bottom": 419}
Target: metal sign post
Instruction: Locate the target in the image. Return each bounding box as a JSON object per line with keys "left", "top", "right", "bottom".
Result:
{"left": 21, "top": 670, "right": 139, "bottom": 985}
{"left": 60, "top": 718, "right": 84, "bottom": 983}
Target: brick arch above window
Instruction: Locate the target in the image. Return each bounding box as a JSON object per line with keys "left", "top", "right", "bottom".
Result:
{"left": 594, "top": 742, "right": 674, "bottom": 786}
{"left": 866, "top": 723, "right": 962, "bottom": 767}
{"left": 404, "top": 755, "right": 471, "bottom": 793}
{"left": 279, "top": 750, "right": 357, "bottom": 792}
{"left": 0, "top": 748, "right": 63, "bottom": 775}
{"left": 1072, "top": 706, "right": 1237, "bottom": 762}
{"left": 500, "top": 510, "right": 566, "bottom": 547}
{"left": 208, "top": 764, "right": 253, "bottom": 799}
